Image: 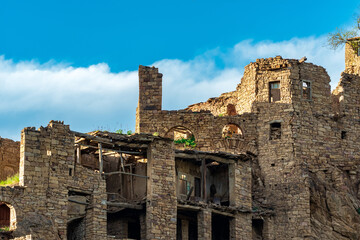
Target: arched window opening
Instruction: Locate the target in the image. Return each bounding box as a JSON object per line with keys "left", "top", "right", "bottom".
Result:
{"left": 222, "top": 124, "right": 243, "bottom": 139}
{"left": 0, "top": 202, "right": 15, "bottom": 232}
{"left": 165, "top": 126, "right": 196, "bottom": 148}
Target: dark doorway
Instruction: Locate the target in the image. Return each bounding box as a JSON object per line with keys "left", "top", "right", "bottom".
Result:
{"left": 252, "top": 219, "right": 264, "bottom": 240}
{"left": 211, "top": 213, "right": 229, "bottom": 240}
{"left": 177, "top": 210, "right": 198, "bottom": 240}
{"left": 107, "top": 209, "right": 142, "bottom": 240}
{"left": 0, "top": 204, "right": 10, "bottom": 228}
{"left": 67, "top": 217, "right": 85, "bottom": 240}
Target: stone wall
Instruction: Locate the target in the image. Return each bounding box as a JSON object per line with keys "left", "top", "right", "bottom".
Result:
{"left": 0, "top": 138, "right": 19, "bottom": 182}
{"left": 136, "top": 54, "right": 360, "bottom": 239}
{"left": 146, "top": 139, "right": 177, "bottom": 239}
{"left": 1, "top": 121, "right": 107, "bottom": 240}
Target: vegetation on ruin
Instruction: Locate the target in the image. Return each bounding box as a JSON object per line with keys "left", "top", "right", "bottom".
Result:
{"left": 327, "top": 16, "right": 360, "bottom": 50}
{"left": 115, "top": 129, "right": 133, "bottom": 135}
{"left": 0, "top": 173, "right": 19, "bottom": 186}
{"left": 0, "top": 226, "right": 10, "bottom": 232}
{"left": 357, "top": 208, "right": 360, "bottom": 215}
{"left": 174, "top": 136, "right": 196, "bottom": 148}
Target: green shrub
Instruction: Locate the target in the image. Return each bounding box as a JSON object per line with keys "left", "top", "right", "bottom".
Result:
{"left": 174, "top": 136, "right": 196, "bottom": 148}
{"left": 115, "top": 129, "right": 133, "bottom": 135}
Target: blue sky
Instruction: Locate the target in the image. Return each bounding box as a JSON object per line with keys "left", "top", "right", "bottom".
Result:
{"left": 0, "top": 0, "right": 359, "bottom": 140}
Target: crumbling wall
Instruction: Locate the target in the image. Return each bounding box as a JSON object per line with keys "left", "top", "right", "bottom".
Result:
{"left": 0, "top": 138, "right": 19, "bottom": 182}
{"left": 0, "top": 121, "right": 107, "bottom": 240}
{"left": 137, "top": 109, "right": 258, "bottom": 156}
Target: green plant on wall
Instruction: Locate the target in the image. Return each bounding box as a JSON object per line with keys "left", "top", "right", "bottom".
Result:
{"left": 174, "top": 135, "right": 196, "bottom": 148}
{"left": 357, "top": 208, "right": 360, "bottom": 215}
{"left": 115, "top": 129, "right": 133, "bottom": 135}
{"left": 0, "top": 173, "right": 19, "bottom": 186}
{"left": 0, "top": 226, "right": 10, "bottom": 232}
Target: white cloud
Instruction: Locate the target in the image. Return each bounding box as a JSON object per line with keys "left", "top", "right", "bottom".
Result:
{"left": 0, "top": 56, "right": 138, "bottom": 112}
{"left": 0, "top": 35, "right": 346, "bottom": 139}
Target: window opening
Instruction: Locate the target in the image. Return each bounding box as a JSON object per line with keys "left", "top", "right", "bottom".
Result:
{"left": 341, "top": 131, "right": 347, "bottom": 139}
{"left": 270, "top": 122, "right": 281, "bottom": 140}
{"left": 222, "top": 124, "right": 243, "bottom": 139}
{"left": 301, "top": 80, "right": 311, "bottom": 100}
{"left": 165, "top": 126, "right": 196, "bottom": 148}
{"left": 194, "top": 177, "right": 201, "bottom": 198}
{"left": 269, "top": 81, "right": 280, "bottom": 102}
{"left": 179, "top": 174, "right": 190, "bottom": 195}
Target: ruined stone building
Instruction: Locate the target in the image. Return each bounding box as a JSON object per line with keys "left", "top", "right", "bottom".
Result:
{"left": 0, "top": 38, "right": 360, "bottom": 240}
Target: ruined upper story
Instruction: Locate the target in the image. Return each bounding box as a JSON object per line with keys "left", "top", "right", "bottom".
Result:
{"left": 186, "top": 56, "right": 333, "bottom": 116}
{"left": 135, "top": 40, "right": 360, "bottom": 169}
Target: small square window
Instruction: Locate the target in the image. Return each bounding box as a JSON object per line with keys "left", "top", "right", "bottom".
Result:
{"left": 301, "top": 80, "right": 311, "bottom": 100}
{"left": 269, "top": 81, "right": 280, "bottom": 102}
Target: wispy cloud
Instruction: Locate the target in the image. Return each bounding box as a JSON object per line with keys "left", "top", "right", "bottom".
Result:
{"left": 0, "top": 35, "right": 345, "bottom": 139}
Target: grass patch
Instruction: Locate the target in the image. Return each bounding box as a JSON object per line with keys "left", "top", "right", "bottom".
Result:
{"left": 0, "top": 226, "right": 10, "bottom": 232}
{"left": 0, "top": 173, "right": 19, "bottom": 187}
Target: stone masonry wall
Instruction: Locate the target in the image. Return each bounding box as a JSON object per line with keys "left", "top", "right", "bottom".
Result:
{"left": 0, "top": 138, "right": 20, "bottom": 182}
{"left": 146, "top": 138, "right": 177, "bottom": 239}
{"left": 1, "top": 121, "right": 107, "bottom": 240}
{"left": 135, "top": 54, "right": 360, "bottom": 239}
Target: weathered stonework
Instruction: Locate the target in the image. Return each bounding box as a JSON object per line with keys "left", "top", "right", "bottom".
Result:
{"left": 0, "top": 138, "right": 19, "bottom": 182}
{"left": 135, "top": 42, "right": 360, "bottom": 239}
{"left": 1, "top": 39, "right": 360, "bottom": 240}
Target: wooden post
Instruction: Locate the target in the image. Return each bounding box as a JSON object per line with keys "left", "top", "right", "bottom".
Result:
{"left": 130, "top": 165, "right": 134, "bottom": 199}
{"left": 201, "top": 158, "right": 207, "bottom": 201}
{"left": 98, "top": 143, "right": 103, "bottom": 174}
{"left": 76, "top": 145, "right": 81, "bottom": 164}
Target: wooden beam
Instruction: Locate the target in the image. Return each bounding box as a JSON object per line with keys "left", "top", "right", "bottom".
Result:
{"left": 175, "top": 152, "right": 235, "bottom": 164}
{"left": 76, "top": 143, "right": 144, "bottom": 156}
{"left": 99, "top": 143, "right": 103, "bottom": 174}
{"left": 76, "top": 145, "right": 81, "bottom": 164}
{"left": 103, "top": 171, "right": 149, "bottom": 179}
{"left": 177, "top": 204, "right": 201, "bottom": 211}
{"left": 212, "top": 209, "right": 235, "bottom": 217}
{"left": 72, "top": 131, "right": 113, "bottom": 144}
{"left": 106, "top": 201, "right": 143, "bottom": 210}
{"left": 68, "top": 199, "right": 88, "bottom": 205}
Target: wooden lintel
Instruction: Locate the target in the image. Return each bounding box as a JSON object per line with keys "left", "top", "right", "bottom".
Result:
{"left": 103, "top": 171, "right": 149, "bottom": 179}
{"left": 106, "top": 201, "right": 143, "bottom": 210}
{"left": 68, "top": 199, "right": 88, "bottom": 205}
{"left": 67, "top": 187, "right": 93, "bottom": 195}
{"left": 212, "top": 209, "right": 235, "bottom": 217}
{"left": 175, "top": 152, "right": 235, "bottom": 164}
{"left": 177, "top": 204, "right": 201, "bottom": 211}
